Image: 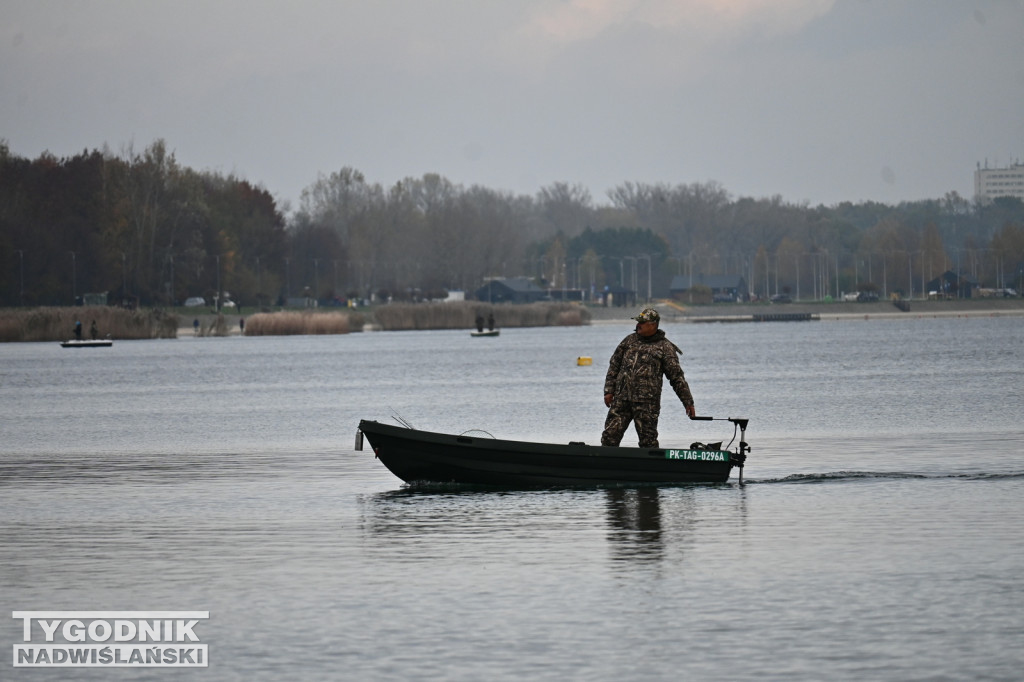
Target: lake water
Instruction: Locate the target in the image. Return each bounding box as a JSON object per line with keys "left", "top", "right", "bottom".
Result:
{"left": 2, "top": 316, "right": 1023, "bottom": 680}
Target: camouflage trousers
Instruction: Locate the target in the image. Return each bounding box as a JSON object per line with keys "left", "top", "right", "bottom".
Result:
{"left": 601, "top": 400, "right": 661, "bottom": 448}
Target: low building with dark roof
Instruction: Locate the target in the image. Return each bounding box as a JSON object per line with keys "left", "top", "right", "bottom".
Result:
{"left": 925, "top": 271, "right": 975, "bottom": 299}
{"left": 474, "top": 278, "right": 548, "bottom": 303}
{"left": 670, "top": 274, "right": 748, "bottom": 302}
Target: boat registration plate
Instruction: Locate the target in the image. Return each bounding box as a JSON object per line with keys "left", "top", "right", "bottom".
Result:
{"left": 666, "top": 449, "right": 729, "bottom": 462}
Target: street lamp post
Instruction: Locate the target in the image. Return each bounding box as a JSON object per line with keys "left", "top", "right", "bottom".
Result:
{"left": 909, "top": 249, "right": 917, "bottom": 296}
{"left": 623, "top": 256, "right": 637, "bottom": 305}
{"left": 69, "top": 251, "right": 76, "bottom": 304}
{"left": 255, "top": 256, "right": 262, "bottom": 307}
{"left": 907, "top": 251, "right": 922, "bottom": 300}
{"left": 638, "top": 254, "right": 652, "bottom": 303}
{"left": 952, "top": 247, "right": 961, "bottom": 298}
{"left": 16, "top": 249, "right": 24, "bottom": 305}
{"left": 874, "top": 252, "right": 883, "bottom": 298}
{"left": 795, "top": 253, "right": 800, "bottom": 302}
{"left": 120, "top": 252, "right": 127, "bottom": 302}
{"left": 835, "top": 253, "right": 840, "bottom": 300}
{"left": 313, "top": 258, "right": 320, "bottom": 303}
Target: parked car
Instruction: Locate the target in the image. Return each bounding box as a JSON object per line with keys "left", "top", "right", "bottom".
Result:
{"left": 770, "top": 294, "right": 792, "bottom": 304}
{"left": 712, "top": 293, "right": 737, "bottom": 303}
{"left": 842, "top": 291, "right": 860, "bottom": 302}
{"left": 857, "top": 291, "right": 879, "bottom": 302}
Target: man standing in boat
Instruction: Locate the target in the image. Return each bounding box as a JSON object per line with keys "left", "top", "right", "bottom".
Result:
{"left": 601, "top": 306, "right": 696, "bottom": 448}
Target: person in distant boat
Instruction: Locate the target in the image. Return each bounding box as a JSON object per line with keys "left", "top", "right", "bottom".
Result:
{"left": 601, "top": 306, "right": 696, "bottom": 448}
{"left": 487, "top": 313, "right": 495, "bottom": 331}
{"left": 74, "top": 320, "right": 83, "bottom": 340}
{"left": 90, "top": 320, "right": 98, "bottom": 340}
{"left": 475, "top": 314, "right": 484, "bottom": 333}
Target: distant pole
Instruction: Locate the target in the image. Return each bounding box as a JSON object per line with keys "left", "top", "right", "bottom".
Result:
{"left": 795, "top": 254, "right": 800, "bottom": 302}
{"left": 16, "top": 249, "right": 24, "bottom": 305}
{"left": 907, "top": 252, "right": 913, "bottom": 299}
{"left": 640, "top": 254, "right": 651, "bottom": 303}
{"left": 215, "top": 255, "right": 221, "bottom": 311}
{"left": 955, "top": 248, "right": 961, "bottom": 299}
{"left": 689, "top": 252, "right": 693, "bottom": 303}
{"left": 313, "top": 258, "right": 320, "bottom": 303}
{"left": 835, "top": 254, "right": 840, "bottom": 300}
{"left": 881, "top": 255, "right": 887, "bottom": 299}
{"left": 69, "top": 251, "right": 76, "bottom": 304}
{"left": 255, "top": 256, "right": 262, "bottom": 306}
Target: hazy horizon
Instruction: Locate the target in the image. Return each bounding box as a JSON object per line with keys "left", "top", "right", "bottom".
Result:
{"left": 3, "top": 0, "right": 1022, "bottom": 210}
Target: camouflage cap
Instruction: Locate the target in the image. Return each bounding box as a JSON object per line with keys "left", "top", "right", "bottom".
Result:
{"left": 631, "top": 306, "right": 660, "bottom": 323}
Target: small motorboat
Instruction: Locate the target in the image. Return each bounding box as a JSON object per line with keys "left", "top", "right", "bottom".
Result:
{"left": 356, "top": 416, "right": 749, "bottom": 487}
{"left": 470, "top": 329, "right": 500, "bottom": 337}
{"left": 60, "top": 339, "right": 113, "bottom": 348}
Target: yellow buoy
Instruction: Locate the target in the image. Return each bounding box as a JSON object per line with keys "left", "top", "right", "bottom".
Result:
{"left": 577, "top": 356, "right": 592, "bottom": 366}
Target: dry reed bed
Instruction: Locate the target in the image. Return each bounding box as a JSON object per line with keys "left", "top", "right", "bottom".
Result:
{"left": 241, "top": 303, "right": 587, "bottom": 335}
{"left": 0, "top": 303, "right": 590, "bottom": 342}
{"left": 243, "top": 311, "right": 362, "bottom": 336}
{"left": 0, "top": 307, "right": 178, "bottom": 342}
{"left": 371, "top": 302, "right": 590, "bottom": 331}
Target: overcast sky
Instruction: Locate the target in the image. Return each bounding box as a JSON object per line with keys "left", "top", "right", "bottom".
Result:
{"left": 3, "top": 1, "right": 1022, "bottom": 211}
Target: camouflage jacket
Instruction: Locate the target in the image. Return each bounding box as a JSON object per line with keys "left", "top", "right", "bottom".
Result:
{"left": 603, "top": 329, "right": 694, "bottom": 407}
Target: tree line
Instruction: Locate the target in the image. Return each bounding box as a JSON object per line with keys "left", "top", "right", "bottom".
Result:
{"left": 2, "top": 138, "right": 1023, "bottom": 308}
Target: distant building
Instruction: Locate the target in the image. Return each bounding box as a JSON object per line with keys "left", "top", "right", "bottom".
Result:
{"left": 600, "top": 285, "right": 636, "bottom": 307}
{"left": 474, "top": 277, "right": 547, "bottom": 303}
{"left": 975, "top": 161, "right": 1024, "bottom": 201}
{"left": 546, "top": 288, "right": 584, "bottom": 302}
{"left": 670, "top": 274, "right": 748, "bottom": 302}
{"left": 925, "top": 271, "right": 975, "bottom": 299}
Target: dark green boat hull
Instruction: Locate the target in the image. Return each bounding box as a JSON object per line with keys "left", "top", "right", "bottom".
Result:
{"left": 358, "top": 420, "right": 744, "bottom": 487}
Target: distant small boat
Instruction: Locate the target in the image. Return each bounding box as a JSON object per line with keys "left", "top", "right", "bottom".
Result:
{"left": 470, "top": 329, "right": 500, "bottom": 337}
{"left": 60, "top": 339, "right": 113, "bottom": 348}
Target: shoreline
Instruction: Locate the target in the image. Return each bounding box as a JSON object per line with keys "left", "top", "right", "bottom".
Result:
{"left": 176, "top": 298, "right": 1024, "bottom": 335}
{"left": 587, "top": 298, "right": 1024, "bottom": 324}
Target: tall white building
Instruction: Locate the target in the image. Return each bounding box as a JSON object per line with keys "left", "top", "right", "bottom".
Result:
{"left": 974, "top": 161, "right": 1024, "bottom": 201}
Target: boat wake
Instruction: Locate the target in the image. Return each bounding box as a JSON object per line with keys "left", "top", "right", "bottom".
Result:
{"left": 747, "top": 470, "right": 1024, "bottom": 485}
